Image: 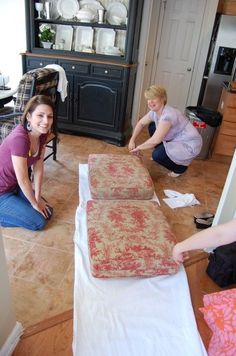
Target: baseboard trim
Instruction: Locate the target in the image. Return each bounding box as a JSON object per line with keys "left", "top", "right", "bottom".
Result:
{"left": 22, "top": 309, "right": 73, "bottom": 339}
{"left": 0, "top": 322, "right": 24, "bottom": 356}
{"left": 184, "top": 251, "right": 208, "bottom": 267}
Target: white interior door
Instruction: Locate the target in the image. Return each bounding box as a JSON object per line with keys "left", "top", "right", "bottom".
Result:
{"left": 153, "top": 0, "right": 206, "bottom": 112}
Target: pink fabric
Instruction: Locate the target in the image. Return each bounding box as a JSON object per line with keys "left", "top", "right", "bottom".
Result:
{"left": 88, "top": 154, "right": 154, "bottom": 200}
{"left": 87, "top": 199, "right": 179, "bottom": 278}
{"left": 199, "top": 288, "right": 236, "bottom": 356}
{"left": 0, "top": 125, "right": 47, "bottom": 194}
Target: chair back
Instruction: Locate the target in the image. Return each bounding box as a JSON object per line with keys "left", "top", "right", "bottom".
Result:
{"left": 0, "top": 67, "right": 59, "bottom": 144}
{"left": 15, "top": 68, "right": 59, "bottom": 129}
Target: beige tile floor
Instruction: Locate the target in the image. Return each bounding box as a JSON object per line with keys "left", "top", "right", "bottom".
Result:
{"left": 1, "top": 132, "right": 231, "bottom": 328}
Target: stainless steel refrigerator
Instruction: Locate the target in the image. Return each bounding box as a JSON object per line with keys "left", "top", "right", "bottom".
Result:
{"left": 199, "top": 14, "right": 236, "bottom": 110}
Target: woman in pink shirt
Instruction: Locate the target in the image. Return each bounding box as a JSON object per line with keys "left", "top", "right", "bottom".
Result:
{"left": 0, "top": 95, "right": 53, "bottom": 230}
{"left": 129, "top": 85, "right": 202, "bottom": 177}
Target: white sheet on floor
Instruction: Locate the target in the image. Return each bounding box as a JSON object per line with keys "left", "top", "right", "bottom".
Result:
{"left": 72, "top": 164, "right": 207, "bottom": 356}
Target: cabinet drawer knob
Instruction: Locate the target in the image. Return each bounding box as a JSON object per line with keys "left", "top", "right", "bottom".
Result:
{"left": 104, "top": 70, "right": 108, "bottom": 74}
{"left": 39, "top": 62, "right": 43, "bottom": 66}
{"left": 72, "top": 65, "right": 75, "bottom": 70}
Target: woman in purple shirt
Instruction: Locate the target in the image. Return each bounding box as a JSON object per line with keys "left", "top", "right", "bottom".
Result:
{"left": 128, "top": 85, "right": 202, "bottom": 177}
{"left": 0, "top": 95, "right": 54, "bottom": 230}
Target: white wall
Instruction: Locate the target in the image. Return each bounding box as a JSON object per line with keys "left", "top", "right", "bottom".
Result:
{"left": 0, "top": 0, "right": 27, "bottom": 88}
{"left": 213, "top": 150, "right": 236, "bottom": 225}
{"left": 0, "top": 230, "right": 16, "bottom": 349}
{"left": 0, "top": 3, "right": 25, "bottom": 350}
{"left": 0, "top": 229, "right": 23, "bottom": 355}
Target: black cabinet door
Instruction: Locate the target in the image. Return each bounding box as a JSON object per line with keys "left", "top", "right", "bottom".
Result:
{"left": 73, "top": 76, "right": 126, "bottom": 145}
{"left": 74, "top": 78, "right": 122, "bottom": 130}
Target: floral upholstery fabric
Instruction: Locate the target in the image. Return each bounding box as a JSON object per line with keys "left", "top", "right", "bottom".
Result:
{"left": 199, "top": 288, "right": 236, "bottom": 356}
{"left": 87, "top": 199, "right": 179, "bottom": 278}
{"left": 88, "top": 154, "right": 154, "bottom": 200}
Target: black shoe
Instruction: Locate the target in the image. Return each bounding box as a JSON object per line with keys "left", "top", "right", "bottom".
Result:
{"left": 195, "top": 217, "right": 214, "bottom": 229}
{"left": 193, "top": 213, "right": 214, "bottom": 224}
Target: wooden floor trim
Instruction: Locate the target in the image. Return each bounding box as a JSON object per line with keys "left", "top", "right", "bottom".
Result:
{"left": 184, "top": 252, "right": 209, "bottom": 268}
{"left": 21, "top": 309, "right": 73, "bottom": 339}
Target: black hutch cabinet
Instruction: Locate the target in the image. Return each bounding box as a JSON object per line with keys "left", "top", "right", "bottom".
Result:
{"left": 22, "top": 0, "right": 143, "bottom": 145}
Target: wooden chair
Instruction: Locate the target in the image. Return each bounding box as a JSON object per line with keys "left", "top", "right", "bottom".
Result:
{"left": 0, "top": 68, "right": 60, "bottom": 161}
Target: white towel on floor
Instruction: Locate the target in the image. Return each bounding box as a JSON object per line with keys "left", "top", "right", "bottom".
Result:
{"left": 163, "top": 189, "right": 200, "bottom": 209}
{"left": 45, "top": 64, "right": 68, "bottom": 101}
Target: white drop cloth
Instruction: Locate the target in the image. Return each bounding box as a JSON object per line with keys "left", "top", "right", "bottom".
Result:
{"left": 72, "top": 164, "right": 207, "bottom": 356}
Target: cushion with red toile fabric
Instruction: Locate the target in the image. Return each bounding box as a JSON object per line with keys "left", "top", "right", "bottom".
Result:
{"left": 88, "top": 154, "right": 154, "bottom": 200}
{"left": 199, "top": 288, "right": 236, "bottom": 356}
{"left": 87, "top": 199, "right": 179, "bottom": 278}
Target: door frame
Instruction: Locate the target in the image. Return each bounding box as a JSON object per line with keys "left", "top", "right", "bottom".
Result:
{"left": 132, "top": 0, "right": 219, "bottom": 126}
{"left": 213, "top": 149, "right": 236, "bottom": 225}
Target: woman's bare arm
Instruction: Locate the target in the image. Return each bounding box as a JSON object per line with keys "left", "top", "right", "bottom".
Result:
{"left": 130, "top": 120, "right": 171, "bottom": 152}
{"left": 128, "top": 114, "right": 152, "bottom": 150}
{"left": 12, "top": 154, "right": 48, "bottom": 218}
{"left": 12, "top": 155, "right": 38, "bottom": 207}
{"left": 172, "top": 219, "right": 236, "bottom": 263}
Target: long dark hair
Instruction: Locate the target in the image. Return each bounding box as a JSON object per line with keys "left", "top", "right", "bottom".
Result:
{"left": 21, "top": 95, "right": 55, "bottom": 129}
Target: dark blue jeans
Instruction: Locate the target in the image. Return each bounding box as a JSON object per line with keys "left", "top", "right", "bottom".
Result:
{"left": 0, "top": 186, "right": 51, "bottom": 231}
{"left": 148, "top": 122, "right": 188, "bottom": 174}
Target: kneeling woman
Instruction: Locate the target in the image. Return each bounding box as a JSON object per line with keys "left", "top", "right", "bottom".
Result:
{"left": 128, "top": 85, "right": 202, "bottom": 177}
{"left": 0, "top": 95, "right": 54, "bottom": 230}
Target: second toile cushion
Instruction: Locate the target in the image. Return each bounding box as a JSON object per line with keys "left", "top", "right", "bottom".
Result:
{"left": 87, "top": 199, "right": 179, "bottom": 278}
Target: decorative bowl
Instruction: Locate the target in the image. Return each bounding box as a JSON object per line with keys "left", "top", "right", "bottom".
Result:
{"left": 76, "top": 8, "right": 95, "bottom": 21}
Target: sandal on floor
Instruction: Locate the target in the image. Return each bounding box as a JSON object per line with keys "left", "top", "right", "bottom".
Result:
{"left": 168, "top": 171, "right": 181, "bottom": 178}
{"left": 193, "top": 212, "right": 214, "bottom": 223}
{"left": 195, "top": 217, "right": 214, "bottom": 229}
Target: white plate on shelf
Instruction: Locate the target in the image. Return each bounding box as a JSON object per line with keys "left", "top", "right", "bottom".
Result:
{"left": 106, "top": 2, "right": 127, "bottom": 24}
{"left": 74, "top": 26, "right": 94, "bottom": 52}
{"left": 95, "top": 28, "right": 116, "bottom": 54}
{"left": 57, "top": 0, "right": 79, "bottom": 19}
{"left": 55, "top": 25, "right": 74, "bottom": 50}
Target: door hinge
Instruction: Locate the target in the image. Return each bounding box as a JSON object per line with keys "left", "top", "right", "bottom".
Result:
{"left": 162, "top": 0, "right": 167, "bottom": 10}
